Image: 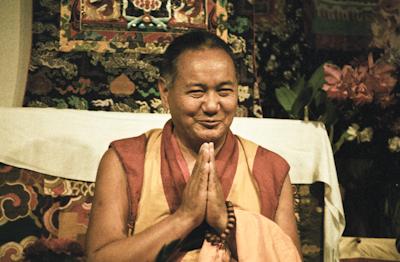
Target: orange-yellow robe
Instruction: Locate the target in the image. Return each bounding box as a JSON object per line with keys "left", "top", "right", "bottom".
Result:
{"left": 110, "top": 120, "right": 300, "bottom": 261}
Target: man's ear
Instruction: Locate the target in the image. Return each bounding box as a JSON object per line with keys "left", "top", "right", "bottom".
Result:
{"left": 158, "top": 77, "right": 169, "bottom": 111}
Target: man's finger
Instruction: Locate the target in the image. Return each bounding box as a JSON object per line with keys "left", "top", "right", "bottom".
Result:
{"left": 209, "top": 142, "right": 217, "bottom": 183}
{"left": 191, "top": 143, "right": 208, "bottom": 178}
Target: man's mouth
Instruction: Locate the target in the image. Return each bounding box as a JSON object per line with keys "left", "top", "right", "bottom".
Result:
{"left": 198, "top": 120, "right": 221, "bottom": 128}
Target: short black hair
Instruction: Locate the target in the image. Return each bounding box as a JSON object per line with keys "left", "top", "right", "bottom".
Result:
{"left": 160, "top": 30, "right": 236, "bottom": 87}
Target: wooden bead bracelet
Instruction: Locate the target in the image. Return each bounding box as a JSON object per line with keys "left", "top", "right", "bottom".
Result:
{"left": 205, "top": 201, "right": 236, "bottom": 246}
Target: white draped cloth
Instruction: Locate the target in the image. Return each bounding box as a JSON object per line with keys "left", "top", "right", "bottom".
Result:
{"left": 340, "top": 237, "right": 400, "bottom": 260}
{"left": 0, "top": 107, "right": 345, "bottom": 262}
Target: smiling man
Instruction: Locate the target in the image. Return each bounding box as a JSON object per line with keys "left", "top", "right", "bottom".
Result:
{"left": 159, "top": 44, "right": 238, "bottom": 172}
{"left": 86, "top": 30, "right": 301, "bottom": 261}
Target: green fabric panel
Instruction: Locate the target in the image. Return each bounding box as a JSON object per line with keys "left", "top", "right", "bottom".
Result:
{"left": 312, "top": 17, "right": 371, "bottom": 36}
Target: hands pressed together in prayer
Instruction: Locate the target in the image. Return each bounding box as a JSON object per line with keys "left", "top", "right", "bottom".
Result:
{"left": 177, "top": 142, "right": 228, "bottom": 233}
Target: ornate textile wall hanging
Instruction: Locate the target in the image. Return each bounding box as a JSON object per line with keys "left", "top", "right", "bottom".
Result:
{"left": 60, "top": 0, "right": 227, "bottom": 53}
{"left": 24, "top": 0, "right": 264, "bottom": 117}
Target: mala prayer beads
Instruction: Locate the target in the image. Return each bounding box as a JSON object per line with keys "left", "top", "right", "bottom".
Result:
{"left": 205, "top": 201, "right": 236, "bottom": 247}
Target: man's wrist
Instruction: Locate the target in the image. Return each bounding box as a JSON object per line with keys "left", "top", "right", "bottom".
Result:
{"left": 205, "top": 201, "right": 236, "bottom": 246}
{"left": 216, "top": 210, "right": 228, "bottom": 233}
{"left": 172, "top": 209, "right": 200, "bottom": 232}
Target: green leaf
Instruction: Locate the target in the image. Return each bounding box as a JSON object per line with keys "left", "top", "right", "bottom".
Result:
{"left": 333, "top": 131, "right": 347, "bottom": 154}
{"left": 308, "top": 64, "right": 326, "bottom": 92}
{"left": 307, "top": 64, "right": 327, "bottom": 109}
{"left": 314, "top": 89, "right": 327, "bottom": 107}
{"left": 275, "top": 86, "right": 297, "bottom": 113}
{"left": 291, "top": 85, "right": 313, "bottom": 118}
{"left": 293, "top": 76, "right": 305, "bottom": 95}
{"left": 320, "top": 101, "right": 338, "bottom": 127}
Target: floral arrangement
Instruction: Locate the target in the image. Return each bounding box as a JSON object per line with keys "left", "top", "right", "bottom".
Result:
{"left": 275, "top": 50, "right": 400, "bottom": 236}
{"left": 322, "top": 53, "right": 399, "bottom": 154}
{"left": 322, "top": 54, "right": 396, "bottom": 107}
{"left": 275, "top": 52, "right": 399, "bottom": 154}
{"left": 322, "top": 54, "right": 400, "bottom": 237}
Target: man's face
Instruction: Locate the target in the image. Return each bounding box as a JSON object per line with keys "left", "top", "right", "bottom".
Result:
{"left": 161, "top": 48, "right": 238, "bottom": 150}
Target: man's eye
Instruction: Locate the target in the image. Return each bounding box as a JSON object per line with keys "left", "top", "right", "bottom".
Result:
{"left": 188, "top": 90, "right": 204, "bottom": 97}
{"left": 218, "top": 88, "right": 233, "bottom": 96}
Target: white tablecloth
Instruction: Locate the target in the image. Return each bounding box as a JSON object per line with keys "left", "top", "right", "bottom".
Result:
{"left": 340, "top": 237, "right": 400, "bottom": 260}
{"left": 0, "top": 107, "right": 345, "bottom": 261}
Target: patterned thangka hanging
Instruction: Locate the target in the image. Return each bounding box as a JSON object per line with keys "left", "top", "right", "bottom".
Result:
{"left": 60, "top": 0, "right": 227, "bottom": 53}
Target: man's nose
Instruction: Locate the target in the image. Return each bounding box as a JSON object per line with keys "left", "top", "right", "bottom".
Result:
{"left": 202, "top": 92, "right": 220, "bottom": 115}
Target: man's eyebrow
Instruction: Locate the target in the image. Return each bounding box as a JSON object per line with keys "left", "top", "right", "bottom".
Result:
{"left": 217, "top": 81, "right": 236, "bottom": 88}
{"left": 185, "top": 81, "right": 236, "bottom": 89}
{"left": 185, "top": 82, "right": 208, "bottom": 88}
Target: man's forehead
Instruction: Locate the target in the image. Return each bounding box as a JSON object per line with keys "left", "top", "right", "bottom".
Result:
{"left": 175, "top": 48, "right": 237, "bottom": 73}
